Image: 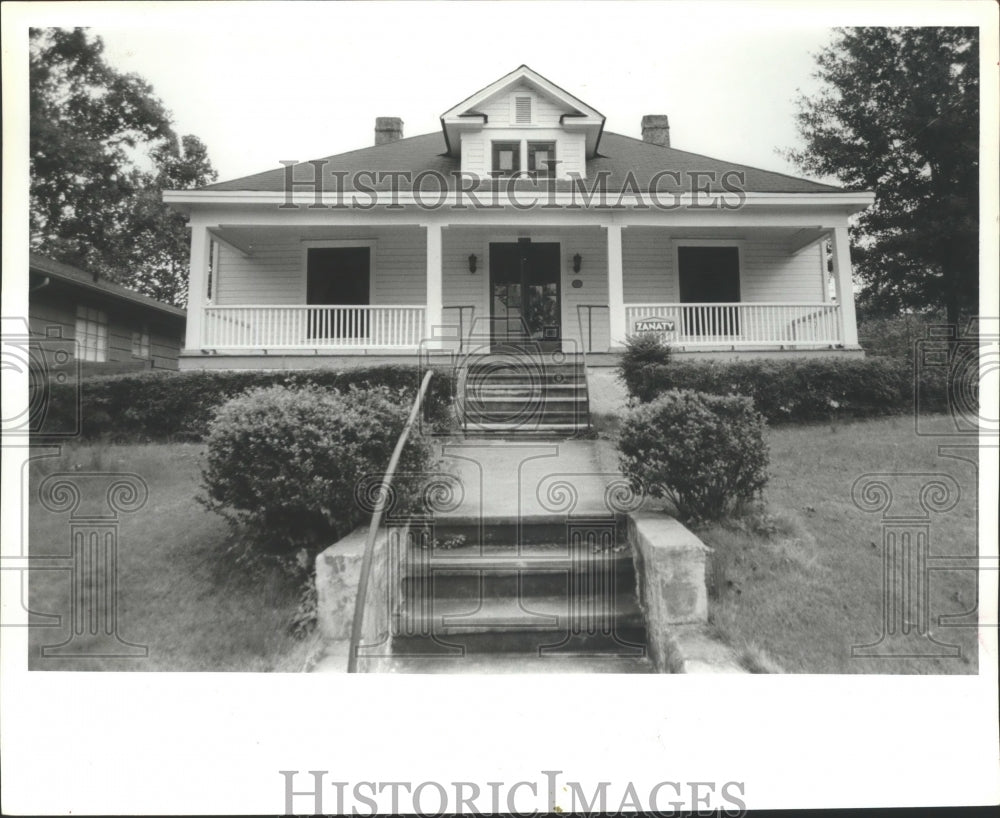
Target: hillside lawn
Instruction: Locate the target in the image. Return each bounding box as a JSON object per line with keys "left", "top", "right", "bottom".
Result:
{"left": 26, "top": 413, "right": 980, "bottom": 673}
{"left": 26, "top": 443, "right": 321, "bottom": 671}
{"left": 596, "top": 412, "right": 980, "bottom": 674}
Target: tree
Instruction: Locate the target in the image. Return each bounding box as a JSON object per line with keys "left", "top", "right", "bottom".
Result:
{"left": 29, "top": 28, "right": 217, "bottom": 307}
{"left": 787, "top": 27, "right": 978, "bottom": 325}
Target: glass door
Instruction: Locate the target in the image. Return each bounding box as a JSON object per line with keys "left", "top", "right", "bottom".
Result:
{"left": 489, "top": 241, "right": 561, "bottom": 351}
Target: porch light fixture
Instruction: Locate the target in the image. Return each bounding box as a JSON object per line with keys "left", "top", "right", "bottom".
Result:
{"left": 572, "top": 253, "right": 582, "bottom": 273}
{"left": 468, "top": 253, "right": 478, "bottom": 274}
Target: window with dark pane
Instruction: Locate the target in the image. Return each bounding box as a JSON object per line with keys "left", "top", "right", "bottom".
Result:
{"left": 528, "top": 141, "right": 556, "bottom": 178}
{"left": 491, "top": 141, "right": 521, "bottom": 178}
{"left": 306, "top": 247, "right": 371, "bottom": 339}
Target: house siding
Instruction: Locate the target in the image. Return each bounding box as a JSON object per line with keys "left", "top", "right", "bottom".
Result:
{"left": 621, "top": 229, "right": 825, "bottom": 304}
{"left": 478, "top": 83, "right": 568, "bottom": 127}
{"left": 213, "top": 226, "right": 428, "bottom": 307}
{"left": 441, "top": 226, "right": 609, "bottom": 352}
{"left": 29, "top": 287, "right": 183, "bottom": 370}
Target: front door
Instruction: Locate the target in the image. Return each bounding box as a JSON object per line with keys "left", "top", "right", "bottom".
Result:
{"left": 489, "top": 241, "right": 561, "bottom": 351}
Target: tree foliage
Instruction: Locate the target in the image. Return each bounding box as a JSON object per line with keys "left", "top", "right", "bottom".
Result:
{"left": 29, "top": 28, "right": 217, "bottom": 306}
{"left": 787, "top": 27, "right": 978, "bottom": 324}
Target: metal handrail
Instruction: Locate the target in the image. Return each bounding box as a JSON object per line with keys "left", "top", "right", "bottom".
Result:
{"left": 442, "top": 305, "right": 476, "bottom": 352}
{"left": 576, "top": 304, "right": 608, "bottom": 362}
{"left": 347, "top": 369, "right": 434, "bottom": 673}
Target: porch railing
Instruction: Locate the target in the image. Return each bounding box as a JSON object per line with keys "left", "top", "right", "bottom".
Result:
{"left": 202, "top": 305, "right": 427, "bottom": 349}
{"left": 624, "top": 302, "right": 843, "bottom": 347}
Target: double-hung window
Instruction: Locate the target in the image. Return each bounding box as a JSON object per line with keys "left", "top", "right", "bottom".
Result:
{"left": 132, "top": 326, "right": 150, "bottom": 358}
{"left": 75, "top": 306, "right": 108, "bottom": 362}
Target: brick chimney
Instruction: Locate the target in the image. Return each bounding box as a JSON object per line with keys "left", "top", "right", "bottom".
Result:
{"left": 375, "top": 117, "right": 404, "bottom": 145}
{"left": 641, "top": 114, "right": 670, "bottom": 147}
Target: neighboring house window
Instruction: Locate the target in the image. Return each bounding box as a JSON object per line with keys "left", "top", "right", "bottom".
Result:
{"left": 514, "top": 96, "right": 532, "bottom": 124}
{"left": 74, "top": 306, "right": 108, "bottom": 362}
{"left": 306, "top": 246, "right": 371, "bottom": 339}
{"left": 492, "top": 141, "right": 521, "bottom": 178}
{"left": 528, "top": 141, "right": 556, "bottom": 178}
{"left": 132, "top": 326, "right": 150, "bottom": 358}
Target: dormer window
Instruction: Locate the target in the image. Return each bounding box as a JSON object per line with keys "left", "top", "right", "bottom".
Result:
{"left": 514, "top": 96, "right": 532, "bottom": 124}
{"left": 491, "top": 141, "right": 521, "bottom": 178}
{"left": 528, "top": 141, "right": 556, "bottom": 178}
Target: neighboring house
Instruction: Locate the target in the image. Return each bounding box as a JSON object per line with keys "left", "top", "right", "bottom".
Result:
{"left": 164, "top": 65, "right": 873, "bottom": 371}
{"left": 29, "top": 253, "right": 186, "bottom": 374}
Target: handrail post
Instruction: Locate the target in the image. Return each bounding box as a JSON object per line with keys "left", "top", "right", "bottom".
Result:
{"left": 346, "top": 369, "right": 434, "bottom": 673}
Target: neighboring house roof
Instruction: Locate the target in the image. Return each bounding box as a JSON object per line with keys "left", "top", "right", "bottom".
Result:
{"left": 202, "top": 130, "right": 844, "bottom": 195}
{"left": 29, "top": 253, "right": 187, "bottom": 320}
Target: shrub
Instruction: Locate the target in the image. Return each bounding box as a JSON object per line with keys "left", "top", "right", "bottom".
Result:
{"left": 624, "top": 357, "right": 951, "bottom": 423}
{"left": 857, "top": 311, "right": 945, "bottom": 359}
{"left": 199, "top": 384, "right": 435, "bottom": 564}
{"left": 618, "top": 389, "right": 769, "bottom": 522}
{"left": 35, "top": 366, "right": 453, "bottom": 442}
{"left": 617, "top": 334, "right": 672, "bottom": 397}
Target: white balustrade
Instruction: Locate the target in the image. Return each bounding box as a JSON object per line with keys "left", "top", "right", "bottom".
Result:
{"left": 202, "top": 305, "right": 428, "bottom": 349}
{"left": 623, "top": 303, "right": 844, "bottom": 347}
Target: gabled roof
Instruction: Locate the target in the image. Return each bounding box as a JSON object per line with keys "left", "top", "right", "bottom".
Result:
{"left": 439, "top": 64, "right": 605, "bottom": 156}
{"left": 202, "top": 130, "right": 844, "bottom": 195}
{"left": 29, "top": 253, "right": 186, "bottom": 319}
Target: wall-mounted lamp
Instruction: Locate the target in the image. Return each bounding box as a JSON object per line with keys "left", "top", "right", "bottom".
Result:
{"left": 572, "top": 253, "right": 583, "bottom": 273}
{"left": 468, "top": 254, "right": 478, "bottom": 274}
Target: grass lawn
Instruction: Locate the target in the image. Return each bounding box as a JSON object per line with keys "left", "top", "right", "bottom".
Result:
{"left": 596, "top": 413, "right": 981, "bottom": 674}
{"left": 27, "top": 442, "right": 320, "bottom": 671}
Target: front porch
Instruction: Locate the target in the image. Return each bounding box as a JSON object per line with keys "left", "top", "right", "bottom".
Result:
{"left": 182, "top": 220, "right": 861, "bottom": 366}
{"left": 198, "top": 300, "right": 847, "bottom": 353}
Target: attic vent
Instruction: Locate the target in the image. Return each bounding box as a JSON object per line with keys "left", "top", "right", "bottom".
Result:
{"left": 515, "top": 96, "right": 532, "bottom": 124}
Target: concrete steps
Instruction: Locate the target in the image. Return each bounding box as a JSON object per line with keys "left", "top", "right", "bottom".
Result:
{"left": 389, "top": 521, "right": 651, "bottom": 670}
{"left": 461, "top": 353, "right": 591, "bottom": 435}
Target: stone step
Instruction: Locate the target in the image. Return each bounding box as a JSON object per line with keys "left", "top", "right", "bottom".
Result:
{"left": 464, "top": 407, "right": 588, "bottom": 419}
{"left": 468, "top": 388, "right": 588, "bottom": 398}
{"left": 463, "top": 421, "right": 591, "bottom": 434}
{"left": 466, "top": 397, "right": 588, "bottom": 409}
{"left": 463, "top": 415, "right": 590, "bottom": 429}
{"left": 384, "top": 652, "right": 655, "bottom": 673}
{"left": 465, "top": 377, "right": 586, "bottom": 389}
{"left": 393, "top": 596, "right": 647, "bottom": 655}
{"left": 396, "top": 594, "right": 644, "bottom": 633}
{"left": 403, "top": 547, "right": 637, "bottom": 598}
{"left": 408, "top": 541, "right": 636, "bottom": 566}
{"left": 430, "top": 519, "right": 626, "bottom": 546}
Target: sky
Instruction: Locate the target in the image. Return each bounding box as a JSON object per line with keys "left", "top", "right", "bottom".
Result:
{"left": 84, "top": 3, "right": 842, "bottom": 184}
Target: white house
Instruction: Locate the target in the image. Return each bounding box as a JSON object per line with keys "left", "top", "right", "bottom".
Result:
{"left": 165, "top": 65, "right": 873, "bottom": 371}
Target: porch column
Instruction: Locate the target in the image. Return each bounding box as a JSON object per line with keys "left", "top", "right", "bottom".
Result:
{"left": 424, "top": 223, "right": 444, "bottom": 348}
{"left": 830, "top": 226, "right": 859, "bottom": 347}
{"left": 606, "top": 224, "right": 626, "bottom": 349}
{"left": 185, "top": 222, "right": 211, "bottom": 352}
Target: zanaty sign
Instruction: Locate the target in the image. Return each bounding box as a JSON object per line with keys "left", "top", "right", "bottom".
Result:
{"left": 634, "top": 316, "right": 675, "bottom": 335}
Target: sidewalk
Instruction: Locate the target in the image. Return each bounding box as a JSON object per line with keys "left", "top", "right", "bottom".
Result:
{"left": 435, "top": 438, "right": 629, "bottom": 521}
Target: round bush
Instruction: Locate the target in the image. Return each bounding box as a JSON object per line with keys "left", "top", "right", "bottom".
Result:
{"left": 617, "top": 333, "right": 672, "bottom": 398}
{"left": 200, "top": 384, "right": 434, "bottom": 561}
{"left": 618, "top": 389, "right": 769, "bottom": 522}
